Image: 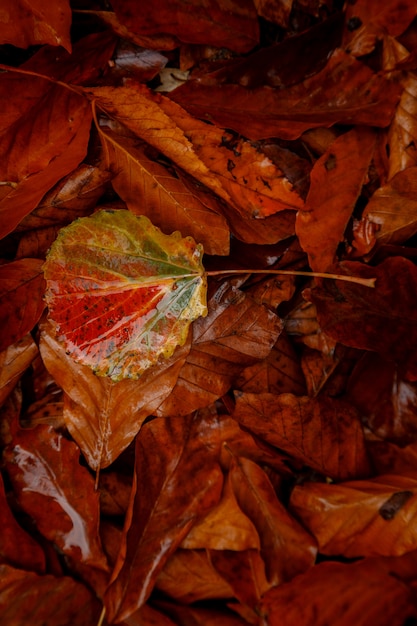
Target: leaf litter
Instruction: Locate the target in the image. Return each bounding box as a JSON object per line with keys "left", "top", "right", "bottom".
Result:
{"left": 1, "top": 1, "right": 417, "bottom": 625}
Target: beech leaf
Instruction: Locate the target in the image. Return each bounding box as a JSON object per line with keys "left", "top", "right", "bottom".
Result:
{"left": 43, "top": 209, "right": 207, "bottom": 381}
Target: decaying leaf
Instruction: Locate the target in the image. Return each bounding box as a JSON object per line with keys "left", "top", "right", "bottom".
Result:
{"left": 43, "top": 209, "right": 207, "bottom": 381}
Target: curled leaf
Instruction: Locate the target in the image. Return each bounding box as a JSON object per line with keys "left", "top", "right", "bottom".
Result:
{"left": 43, "top": 209, "right": 207, "bottom": 381}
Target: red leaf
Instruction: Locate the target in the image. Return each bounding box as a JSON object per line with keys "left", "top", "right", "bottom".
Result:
{"left": 0, "top": 259, "right": 45, "bottom": 351}
{"left": 0, "top": 334, "right": 38, "bottom": 407}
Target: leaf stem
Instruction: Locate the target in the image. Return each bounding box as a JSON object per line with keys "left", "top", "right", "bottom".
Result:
{"left": 206, "top": 268, "right": 376, "bottom": 288}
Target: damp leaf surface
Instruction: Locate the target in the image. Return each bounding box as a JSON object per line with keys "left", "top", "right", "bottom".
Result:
{"left": 43, "top": 209, "right": 207, "bottom": 381}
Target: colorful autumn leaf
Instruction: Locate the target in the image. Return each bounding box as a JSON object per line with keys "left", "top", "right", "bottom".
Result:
{"left": 43, "top": 209, "right": 207, "bottom": 381}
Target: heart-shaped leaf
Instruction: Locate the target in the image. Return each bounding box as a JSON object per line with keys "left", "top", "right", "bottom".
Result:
{"left": 43, "top": 209, "right": 207, "bottom": 381}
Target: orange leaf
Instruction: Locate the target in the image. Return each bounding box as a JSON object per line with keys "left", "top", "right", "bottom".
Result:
{"left": 291, "top": 473, "right": 417, "bottom": 557}
{"left": 0, "top": 259, "right": 45, "bottom": 351}
{"left": 296, "top": 127, "right": 376, "bottom": 271}
{"left": 98, "top": 127, "right": 230, "bottom": 255}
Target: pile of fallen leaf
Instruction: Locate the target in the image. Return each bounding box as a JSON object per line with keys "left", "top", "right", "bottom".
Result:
{"left": 2, "top": 1, "right": 417, "bottom": 624}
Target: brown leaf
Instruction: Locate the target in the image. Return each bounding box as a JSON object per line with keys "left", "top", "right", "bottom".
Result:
{"left": 296, "top": 127, "right": 376, "bottom": 271}
{"left": 170, "top": 49, "right": 401, "bottom": 140}
{"left": 229, "top": 455, "right": 317, "bottom": 585}
{"left": 232, "top": 392, "right": 371, "bottom": 480}
{"left": 0, "top": 472, "right": 45, "bottom": 573}
{"left": 0, "top": 0, "right": 72, "bottom": 51}
{"left": 307, "top": 257, "right": 417, "bottom": 380}
{"left": 291, "top": 474, "right": 417, "bottom": 557}
{"left": 0, "top": 564, "right": 102, "bottom": 625}
{"left": 39, "top": 320, "right": 189, "bottom": 469}
{"left": 236, "top": 331, "right": 307, "bottom": 396}
{"left": 0, "top": 334, "right": 38, "bottom": 407}
{"left": 110, "top": 0, "right": 259, "bottom": 53}
{"left": 3, "top": 424, "right": 109, "bottom": 570}
{"left": 348, "top": 352, "right": 417, "bottom": 445}
{"left": 157, "top": 602, "right": 248, "bottom": 626}
{"left": 0, "top": 78, "right": 92, "bottom": 238}
{"left": 98, "top": 127, "right": 230, "bottom": 255}
{"left": 16, "top": 164, "right": 113, "bottom": 233}
{"left": 156, "top": 282, "right": 282, "bottom": 416}
{"left": 0, "top": 259, "right": 45, "bottom": 351}
{"left": 259, "top": 559, "right": 417, "bottom": 626}
{"left": 155, "top": 549, "right": 234, "bottom": 603}
{"left": 105, "top": 413, "right": 223, "bottom": 622}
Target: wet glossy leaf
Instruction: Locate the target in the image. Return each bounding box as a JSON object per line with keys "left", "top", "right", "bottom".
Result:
{"left": 291, "top": 474, "right": 417, "bottom": 557}
{"left": 0, "top": 564, "right": 102, "bottom": 625}
{"left": 0, "top": 259, "right": 45, "bottom": 352}
{"left": 3, "top": 425, "right": 109, "bottom": 570}
{"left": 0, "top": 0, "right": 72, "bottom": 50}
{"left": 233, "top": 392, "right": 371, "bottom": 480}
{"left": 105, "top": 413, "right": 223, "bottom": 623}
{"left": 259, "top": 559, "right": 417, "bottom": 626}
{"left": 43, "top": 209, "right": 207, "bottom": 381}
{"left": 40, "top": 320, "right": 189, "bottom": 469}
